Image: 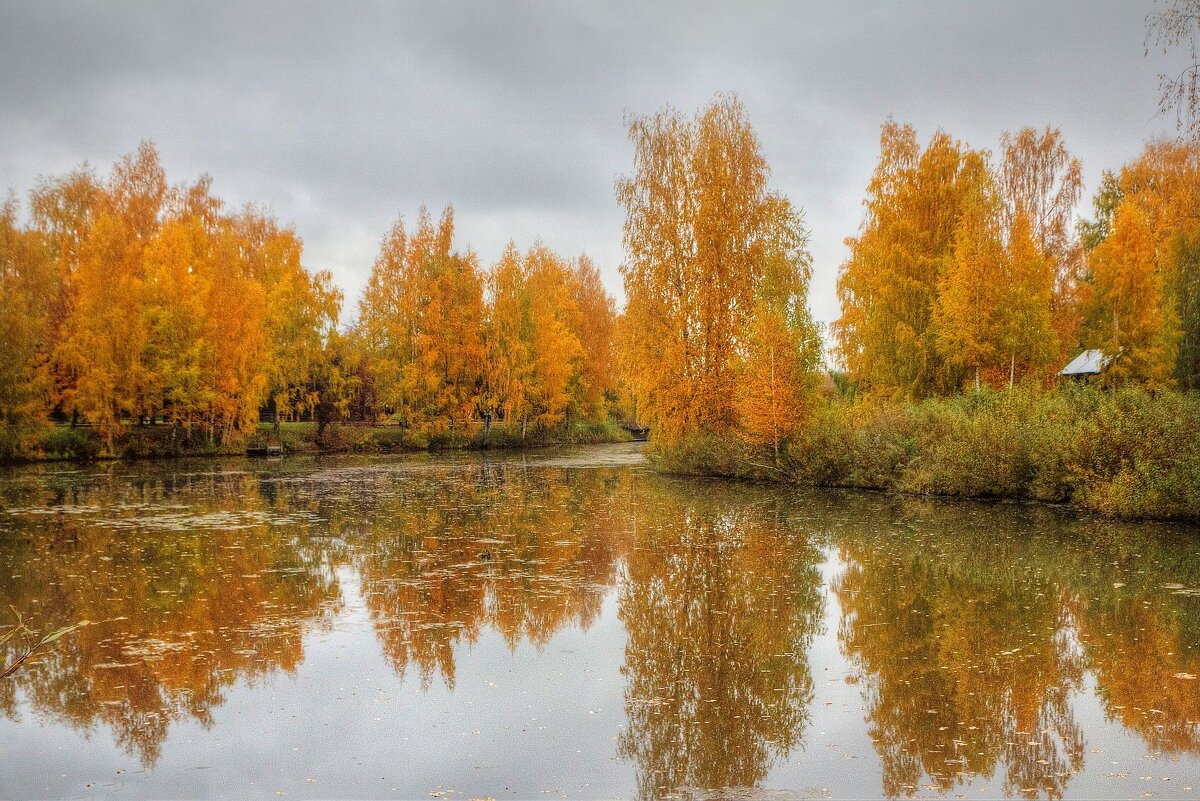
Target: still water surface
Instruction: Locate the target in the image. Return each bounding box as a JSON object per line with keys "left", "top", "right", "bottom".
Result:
{"left": 2, "top": 443, "right": 1200, "bottom": 799}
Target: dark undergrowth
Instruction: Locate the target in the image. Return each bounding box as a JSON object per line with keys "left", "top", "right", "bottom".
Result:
{"left": 2, "top": 418, "right": 631, "bottom": 463}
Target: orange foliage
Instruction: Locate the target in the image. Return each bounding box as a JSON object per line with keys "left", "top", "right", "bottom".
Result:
{"left": 617, "top": 94, "right": 820, "bottom": 444}
{"left": 1081, "top": 140, "right": 1200, "bottom": 387}
{"left": 4, "top": 142, "right": 340, "bottom": 448}
{"left": 839, "top": 123, "right": 1084, "bottom": 396}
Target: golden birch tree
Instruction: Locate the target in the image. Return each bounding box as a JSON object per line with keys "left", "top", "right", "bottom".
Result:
{"left": 617, "top": 94, "right": 817, "bottom": 442}
{"left": 523, "top": 244, "right": 584, "bottom": 430}
{"left": 0, "top": 198, "right": 54, "bottom": 455}
{"left": 933, "top": 153, "right": 1006, "bottom": 390}
{"left": 358, "top": 206, "right": 484, "bottom": 434}
{"left": 1079, "top": 139, "right": 1200, "bottom": 387}
{"left": 568, "top": 254, "right": 617, "bottom": 423}
{"left": 55, "top": 143, "right": 167, "bottom": 441}
{"left": 835, "top": 121, "right": 978, "bottom": 398}
{"left": 1081, "top": 202, "right": 1179, "bottom": 387}
{"left": 735, "top": 197, "right": 821, "bottom": 461}
{"left": 481, "top": 243, "right": 532, "bottom": 437}
{"left": 995, "top": 127, "right": 1084, "bottom": 374}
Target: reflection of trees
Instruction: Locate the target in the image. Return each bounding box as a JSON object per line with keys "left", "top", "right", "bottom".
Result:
{"left": 0, "top": 466, "right": 342, "bottom": 767}
{"left": 834, "top": 502, "right": 1085, "bottom": 799}
{"left": 617, "top": 479, "right": 825, "bottom": 801}
{"left": 351, "top": 462, "right": 630, "bottom": 688}
{"left": 1079, "top": 596, "right": 1200, "bottom": 753}
{"left": 1061, "top": 526, "right": 1200, "bottom": 755}
{"left": 4, "top": 453, "right": 1200, "bottom": 795}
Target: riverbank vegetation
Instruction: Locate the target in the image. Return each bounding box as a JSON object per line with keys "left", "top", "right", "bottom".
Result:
{"left": 15, "top": 419, "right": 631, "bottom": 462}
{"left": 621, "top": 96, "right": 1200, "bottom": 520}
{"left": 653, "top": 384, "right": 1200, "bottom": 519}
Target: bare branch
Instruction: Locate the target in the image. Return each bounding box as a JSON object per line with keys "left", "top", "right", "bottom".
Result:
{"left": 1147, "top": 0, "right": 1200, "bottom": 136}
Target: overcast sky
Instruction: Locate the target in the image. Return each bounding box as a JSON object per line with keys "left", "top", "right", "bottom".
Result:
{"left": 0, "top": 1, "right": 1187, "bottom": 332}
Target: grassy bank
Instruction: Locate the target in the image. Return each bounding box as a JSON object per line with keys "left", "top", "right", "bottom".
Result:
{"left": 4, "top": 419, "right": 632, "bottom": 464}
{"left": 650, "top": 384, "right": 1200, "bottom": 520}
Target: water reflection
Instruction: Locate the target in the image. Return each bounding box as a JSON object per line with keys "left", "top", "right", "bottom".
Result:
{"left": 831, "top": 497, "right": 1200, "bottom": 798}
{"left": 617, "top": 479, "right": 824, "bottom": 800}
{"left": 0, "top": 467, "right": 342, "bottom": 766}
{"left": 834, "top": 505, "right": 1085, "bottom": 798}
{"left": 0, "top": 450, "right": 1199, "bottom": 799}
{"left": 1063, "top": 525, "right": 1200, "bottom": 756}
{"left": 348, "top": 462, "right": 630, "bottom": 688}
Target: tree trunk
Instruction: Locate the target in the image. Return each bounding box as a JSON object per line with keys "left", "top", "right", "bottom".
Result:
{"left": 770, "top": 345, "right": 780, "bottom": 466}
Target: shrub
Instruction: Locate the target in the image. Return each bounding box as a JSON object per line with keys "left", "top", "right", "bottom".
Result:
{"left": 648, "top": 432, "right": 749, "bottom": 478}
{"left": 38, "top": 426, "right": 101, "bottom": 460}
{"left": 654, "top": 384, "right": 1200, "bottom": 520}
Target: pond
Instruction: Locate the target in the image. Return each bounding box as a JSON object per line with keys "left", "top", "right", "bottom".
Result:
{"left": 1, "top": 442, "right": 1199, "bottom": 799}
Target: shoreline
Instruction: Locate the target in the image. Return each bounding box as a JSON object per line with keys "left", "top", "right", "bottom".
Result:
{"left": 0, "top": 421, "right": 634, "bottom": 466}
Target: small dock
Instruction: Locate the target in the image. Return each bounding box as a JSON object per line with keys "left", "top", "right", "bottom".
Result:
{"left": 246, "top": 443, "right": 284, "bottom": 457}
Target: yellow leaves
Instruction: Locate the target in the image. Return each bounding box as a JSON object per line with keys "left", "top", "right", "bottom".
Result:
{"left": 1080, "top": 139, "right": 1200, "bottom": 389}
{"left": 523, "top": 244, "right": 585, "bottom": 428}
{"left": 357, "top": 211, "right": 616, "bottom": 439}
{"left": 358, "top": 206, "right": 485, "bottom": 434}
{"left": 568, "top": 254, "right": 616, "bottom": 423}
{"left": 835, "top": 122, "right": 977, "bottom": 398}
{"left": 933, "top": 162, "right": 1005, "bottom": 386}
{"left": 1083, "top": 201, "right": 1179, "bottom": 388}
{"left": 838, "top": 123, "right": 1083, "bottom": 396}
{"left": 0, "top": 199, "right": 55, "bottom": 454}
{"left": 617, "top": 94, "right": 819, "bottom": 446}
{"left": 736, "top": 305, "right": 805, "bottom": 457}
{"left": 2, "top": 143, "right": 341, "bottom": 447}
{"left": 483, "top": 242, "right": 593, "bottom": 435}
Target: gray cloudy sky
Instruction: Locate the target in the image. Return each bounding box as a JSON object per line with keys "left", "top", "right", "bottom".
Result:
{"left": 0, "top": 1, "right": 1185, "bottom": 331}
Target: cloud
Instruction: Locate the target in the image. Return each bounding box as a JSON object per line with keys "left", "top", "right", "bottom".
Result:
{"left": 0, "top": 0, "right": 1182, "bottom": 329}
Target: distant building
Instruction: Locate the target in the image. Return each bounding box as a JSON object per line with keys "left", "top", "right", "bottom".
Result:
{"left": 1059, "top": 348, "right": 1115, "bottom": 379}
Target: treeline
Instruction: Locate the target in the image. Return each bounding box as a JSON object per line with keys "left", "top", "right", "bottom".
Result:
{"left": 616, "top": 97, "right": 1200, "bottom": 460}
{"left": 835, "top": 123, "right": 1200, "bottom": 395}
{"left": 617, "top": 95, "right": 823, "bottom": 459}
{"left": 0, "top": 143, "right": 343, "bottom": 457}
{"left": 0, "top": 145, "right": 624, "bottom": 458}
{"left": 354, "top": 207, "right": 618, "bottom": 446}
{"left": 3, "top": 94, "right": 1199, "bottom": 494}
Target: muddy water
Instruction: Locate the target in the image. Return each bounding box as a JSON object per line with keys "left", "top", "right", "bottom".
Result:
{"left": 1, "top": 443, "right": 1199, "bottom": 799}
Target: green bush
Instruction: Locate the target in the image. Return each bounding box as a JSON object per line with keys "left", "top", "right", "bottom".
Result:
{"left": 38, "top": 426, "right": 102, "bottom": 460}
{"left": 563, "top": 420, "right": 633, "bottom": 445}
{"left": 470, "top": 420, "right": 631, "bottom": 450}
{"left": 117, "top": 425, "right": 233, "bottom": 458}
{"left": 786, "top": 399, "right": 915, "bottom": 489}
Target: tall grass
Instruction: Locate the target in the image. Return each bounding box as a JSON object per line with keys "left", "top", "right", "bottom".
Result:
{"left": 650, "top": 384, "right": 1200, "bottom": 520}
